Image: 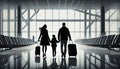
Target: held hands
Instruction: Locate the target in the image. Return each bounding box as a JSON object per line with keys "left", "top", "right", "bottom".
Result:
{"left": 38, "top": 39, "right": 40, "bottom": 41}
{"left": 58, "top": 40, "right": 60, "bottom": 42}
{"left": 69, "top": 38, "right": 72, "bottom": 41}
{"left": 58, "top": 39, "right": 60, "bottom": 42}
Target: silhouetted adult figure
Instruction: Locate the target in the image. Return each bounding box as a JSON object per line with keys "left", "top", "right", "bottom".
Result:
{"left": 58, "top": 23, "right": 72, "bottom": 57}
{"left": 38, "top": 24, "right": 50, "bottom": 57}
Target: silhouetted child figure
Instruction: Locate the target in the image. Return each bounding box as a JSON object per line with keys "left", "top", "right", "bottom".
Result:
{"left": 50, "top": 35, "right": 59, "bottom": 57}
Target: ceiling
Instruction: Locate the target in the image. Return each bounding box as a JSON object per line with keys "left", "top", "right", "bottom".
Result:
{"left": 0, "top": 0, "right": 120, "bottom": 9}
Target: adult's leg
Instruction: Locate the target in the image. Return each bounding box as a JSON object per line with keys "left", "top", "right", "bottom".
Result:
{"left": 44, "top": 45, "right": 47, "bottom": 56}
{"left": 42, "top": 45, "right": 45, "bottom": 54}
{"left": 42, "top": 45, "right": 45, "bottom": 57}
{"left": 64, "top": 41, "right": 67, "bottom": 57}
{"left": 52, "top": 47, "right": 54, "bottom": 57}
{"left": 54, "top": 47, "right": 56, "bottom": 56}
{"left": 61, "top": 40, "right": 64, "bottom": 56}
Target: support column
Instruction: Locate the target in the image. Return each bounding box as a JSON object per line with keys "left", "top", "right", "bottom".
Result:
{"left": 17, "top": 54, "right": 22, "bottom": 69}
{"left": 101, "top": 55, "right": 105, "bottom": 69}
{"left": 89, "top": 10, "right": 91, "bottom": 38}
{"left": 84, "top": 52, "right": 86, "bottom": 69}
{"left": 14, "top": 8, "right": 17, "bottom": 37}
{"left": 28, "top": 52, "right": 30, "bottom": 69}
{"left": 1, "top": 9, "right": 3, "bottom": 34}
{"left": 28, "top": 9, "right": 30, "bottom": 39}
{"left": 8, "top": 6, "right": 10, "bottom": 36}
{"left": 95, "top": 9, "right": 97, "bottom": 37}
{"left": 100, "top": 6, "right": 106, "bottom": 36}
{"left": 17, "top": 6, "right": 22, "bottom": 37}
{"left": 84, "top": 9, "right": 87, "bottom": 38}
{"left": 0, "top": 9, "right": 2, "bottom": 34}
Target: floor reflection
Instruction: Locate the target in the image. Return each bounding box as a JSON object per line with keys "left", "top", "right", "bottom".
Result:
{"left": 84, "top": 49, "right": 120, "bottom": 69}
{"left": 68, "top": 58, "right": 77, "bottom": 68}
{"left": 0, "top": 44, "right": 120, "bottom": 69}
{"left": 49, "top": 58, "right": 58, "bottom": 69}
{"left": 0, "top": 55, "right": 11, "bottom": 69}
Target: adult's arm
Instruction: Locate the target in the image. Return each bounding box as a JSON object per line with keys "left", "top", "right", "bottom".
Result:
{"left": 68, "top": 29, "right": 72, "bottom": 40}
{"left": 38, "top": 32, "right": 41, "bottom": 41}
{"left": 58, "top": 29, "right": 61, "bottom": 41}
{"left": 47, "top": 30, "right": 50, "bottom": 42}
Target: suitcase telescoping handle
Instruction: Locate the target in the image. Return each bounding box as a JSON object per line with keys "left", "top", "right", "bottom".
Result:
{"left": 37, "top": 41, "right": 40, "bottom": 46}
{"left": 69, "top": 40, "right": 73, "bottom": 44}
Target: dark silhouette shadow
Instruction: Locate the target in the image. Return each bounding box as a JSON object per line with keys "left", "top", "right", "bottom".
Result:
{"left": 0, "top": 55, "right": 11, "bottom": 69}
{"left": 84, "top": 50, "right": 120, "bottom": 69}
{"left": 59, "top": 58, "right": 68, "bottom": 69}
{"left": 49, "top": 58, "right": 58, "bottom": 69}
{"left": 58, "top": 23, "right": 72, "bottom": 57}
{"left": 50, "top": 35, "right": 59, "bottom": 57}
{"left": 38, "top": 24, "right": 50, "bottom": 57}
{"left": 35, "top": 56, "right": 40, "bottom": 69}
{"left": 42, "top": 58, "right": 48, "bottom": 69}
{"left": 107, "top": 53, "right": 120, "bottom": 69}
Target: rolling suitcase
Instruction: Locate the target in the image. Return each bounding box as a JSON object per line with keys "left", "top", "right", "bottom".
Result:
{"left": 35, "top": 46, "right": 40, "bottom": 56}
{"left": 68, "top": 41, "right": 77, "bottom": 57}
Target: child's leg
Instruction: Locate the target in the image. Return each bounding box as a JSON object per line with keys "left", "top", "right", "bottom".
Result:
{"left": 53, "top": 47, "right": 56, "bottom": 57}
{"left": 52, "top": 47, "right": 54, "bottom": 57}
{"left": 54, "top": 47, "right": 56, "bottom": 56}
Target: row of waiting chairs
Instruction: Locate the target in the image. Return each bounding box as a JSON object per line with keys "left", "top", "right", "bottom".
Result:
{"left": 0, "top": 35, "right": 34, "bottom": 49}
{"left": 75, "top": 34, "right": 120, "bottom": 48}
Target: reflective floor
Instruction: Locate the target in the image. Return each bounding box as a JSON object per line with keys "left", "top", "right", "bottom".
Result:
{"left": 0, "top": 43, "right": 120, "bottom": 69}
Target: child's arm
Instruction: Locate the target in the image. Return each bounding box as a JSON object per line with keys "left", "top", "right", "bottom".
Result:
{"left": 55, "top": 38, "right": 59, "bottom": 43}
{"left": 50, "top": 39, "right": 52, "bottom": 43}
{"left": 56, "top": 40, "right": 59, "bottom": 43}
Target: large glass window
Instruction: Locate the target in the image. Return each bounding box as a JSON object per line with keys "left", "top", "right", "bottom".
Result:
{"left": 1, "top": 9, "right": 120, "bottom": 41}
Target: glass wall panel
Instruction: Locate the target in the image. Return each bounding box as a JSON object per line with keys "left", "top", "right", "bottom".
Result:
{"left": 2, "top": 9, "right": 119, "bottom": 41}
{"left": 53, "top": 10, "right": 59, "bottom": 19}
{"left": 10, "top": 10, "right": 14, "bottom": 20}
{"left": 3, "top": 9, "right": 8, "bottom": 20}
{"left": 110, "top": 9, "right": 117, "bottom": 19}
{"left": 60, "top": 10, "right": 67, "bottom": 19}
{"left": 3, "top": 22, "right": 8, "bottom": 36}
{"left": 38, "top": 10, "right": 45, "bottom": 19}
{"left": 68, "top": 10, "right": 74, "bottom": 19}
{"left": 10, "top": 22, "right": 14, "bottom": 36}
{"left": 22, "top": 9, "right": 28, "bottom": 19}
{"left": 46, "top": 10, "right": 52, "bottom": 19}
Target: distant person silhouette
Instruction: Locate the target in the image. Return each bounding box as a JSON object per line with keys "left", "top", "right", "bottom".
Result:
{"left": 38, "top": 24, "right": 50, "bottom": 57}
{"left": 50, "top": 35, "right": 59, "bottom": 57}
{"left": 58, "top": 23, "right": 72, "bottom": 57}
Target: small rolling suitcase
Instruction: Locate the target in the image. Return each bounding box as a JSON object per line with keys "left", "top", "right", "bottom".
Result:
{"left": 68, "top": 41, "right": 77, "bottom": 57}
{"left": 35, "top": 46, "right": 40, "bottom": 56}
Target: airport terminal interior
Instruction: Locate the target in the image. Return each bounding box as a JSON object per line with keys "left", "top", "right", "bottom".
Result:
{"left": 0, "top": 0, "right": 120, "bottom": 69}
